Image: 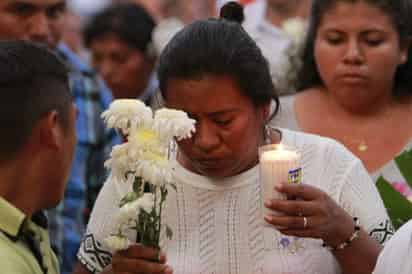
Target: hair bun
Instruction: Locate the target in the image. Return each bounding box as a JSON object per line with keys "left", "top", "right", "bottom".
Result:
{"left": 219, "top": 1, "right": 244, "bottom": 24}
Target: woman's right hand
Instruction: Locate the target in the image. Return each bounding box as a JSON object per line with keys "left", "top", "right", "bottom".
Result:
{"left": 111, "top": 244, "right": 173, "bottom": 274}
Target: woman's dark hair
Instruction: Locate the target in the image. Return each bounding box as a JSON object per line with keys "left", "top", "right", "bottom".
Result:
{"left": 297, "top": 0, "right": 412, "bottom": 97}
{"left": 83, "top": 3, "right": 156, "bottom": 54}
{"left": 158, "top": 1, "right": 279, "bottom": 114}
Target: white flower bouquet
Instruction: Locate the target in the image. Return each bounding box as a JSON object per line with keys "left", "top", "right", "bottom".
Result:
{"left": 101, "top": 99, "right": 196, "bottom": 252}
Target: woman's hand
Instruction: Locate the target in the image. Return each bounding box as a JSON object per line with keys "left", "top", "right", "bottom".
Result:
{"left": 111, "top": 244, "right": 173, "bottom": 274}
{"left": 264, "top": 183, "right": 354, "bottom": 247}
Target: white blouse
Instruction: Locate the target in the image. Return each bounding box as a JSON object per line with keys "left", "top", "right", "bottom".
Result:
{"left": 78, "top": 129, "right": 392, "bottom": 274}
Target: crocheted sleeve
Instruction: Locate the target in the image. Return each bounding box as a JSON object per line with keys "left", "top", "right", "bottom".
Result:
{"left": 339, "top": 158, "right": 394, "bottom": 244}
{"left": 77, "top": 176, "right": 130, "bottom": 273}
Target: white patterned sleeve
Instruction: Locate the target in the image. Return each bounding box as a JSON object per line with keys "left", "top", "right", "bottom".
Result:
{"left": 77, "top": 176, "right": 130, "bottom": 273}
{"left": 338, "top": 159, "right": 394, "bottom": 244}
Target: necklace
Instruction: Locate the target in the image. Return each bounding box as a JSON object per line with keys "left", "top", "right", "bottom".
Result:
{"left": 342, "top": 136, "right": 368, "bottom": 152}
{"left": 357, "top": 141, "right": 368, "bottom": 152}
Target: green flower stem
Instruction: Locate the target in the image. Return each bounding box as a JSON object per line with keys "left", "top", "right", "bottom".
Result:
{"left": 132, "top": 183, "right": 170, "bottom": 251}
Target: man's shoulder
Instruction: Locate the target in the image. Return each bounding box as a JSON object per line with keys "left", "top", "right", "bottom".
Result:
{"left": 0, "top": 233, "right": 40, "bottom": 273}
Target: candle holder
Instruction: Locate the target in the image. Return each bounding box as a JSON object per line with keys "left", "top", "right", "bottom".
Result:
{"left": 259, "top": 144, "right": 302, "bottom": 217}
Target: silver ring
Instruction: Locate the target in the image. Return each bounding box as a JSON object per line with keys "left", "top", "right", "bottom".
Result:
{"left": 303, "top": 217, "right": 308, "bottom": 229}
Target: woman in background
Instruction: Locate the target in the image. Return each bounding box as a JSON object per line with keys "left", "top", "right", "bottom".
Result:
{"left": 272, "top": 0, "right": 412, "bottom": 205}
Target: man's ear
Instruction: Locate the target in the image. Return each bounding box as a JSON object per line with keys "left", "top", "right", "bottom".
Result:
{"left": 38, "top": 111, "right": 63, "bottom": 150}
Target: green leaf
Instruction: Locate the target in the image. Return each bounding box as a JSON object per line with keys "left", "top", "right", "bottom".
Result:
{"left": 395, "top": 149, "right": 412, "bottom": 189}
{"left": 166, "top": 225, "right": 173, "bottom": 240}
{"left": 376, "top": 176, "right": 412, "bottom": 229}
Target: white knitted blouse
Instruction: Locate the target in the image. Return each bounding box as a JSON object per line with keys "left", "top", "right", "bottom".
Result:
{"left": 78, "top": 129, "right": 392, "bottom": 274}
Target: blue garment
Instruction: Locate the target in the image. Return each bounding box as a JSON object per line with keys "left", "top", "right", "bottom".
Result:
{"left": 46, "top": 43, "right": 121, "bottom": 274}
{"left": 139, "top": 72, "right": 158, "bottom": 105}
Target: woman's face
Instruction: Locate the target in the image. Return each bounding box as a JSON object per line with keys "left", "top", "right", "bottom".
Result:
{"left": 165, "top": 74, "right": 269, "bottom": 178}
{"left": 314, "top": 1, "right": 408, "bottom": 110}
{"left": 90, "top": 33, "right": 152, "bottom": 99}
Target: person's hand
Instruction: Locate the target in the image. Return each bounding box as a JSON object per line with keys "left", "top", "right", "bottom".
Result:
{"left": 111, "top": 244, "right": 173, "bottom": 274}
{"left": 264, "top": 183, "right": 355, "bottom": 247}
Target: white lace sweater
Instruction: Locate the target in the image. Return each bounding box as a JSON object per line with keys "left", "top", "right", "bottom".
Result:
{"left": 78, "top": 129, "right": 392, "bottom": 274}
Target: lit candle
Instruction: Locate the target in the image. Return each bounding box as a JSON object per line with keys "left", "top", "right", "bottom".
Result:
{"left": 259, "top": 144, "right": 301, "bottom": 216}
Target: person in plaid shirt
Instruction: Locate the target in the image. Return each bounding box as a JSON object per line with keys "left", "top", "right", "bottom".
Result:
{"left": 0, "top": 1, "right": 120, "bottom": 273}
{"left": 52, "top": 42, "right": 121, "bottom": 274}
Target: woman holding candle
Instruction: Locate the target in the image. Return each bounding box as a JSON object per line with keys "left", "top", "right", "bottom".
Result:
{"left": 271, "top": 0, "right": 412, "bottom": 203}
{"left": 74, "top": 2, "right": 390, "bottom": 274}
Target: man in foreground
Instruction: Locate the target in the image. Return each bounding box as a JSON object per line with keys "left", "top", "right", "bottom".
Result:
{"left": 0, "top": 1, "right": 119, "bottom": 272}
{"left": 0, "top": 41, "right": 76, "bottom": 274}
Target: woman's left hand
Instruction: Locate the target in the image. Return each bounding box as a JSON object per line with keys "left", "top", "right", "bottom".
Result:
{"left": 264, "top": 183, "right": 355, "bottom": 247}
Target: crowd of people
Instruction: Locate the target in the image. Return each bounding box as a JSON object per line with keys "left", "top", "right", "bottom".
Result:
{"left": 0, "top": 0, "right": 411, "bottom": 274}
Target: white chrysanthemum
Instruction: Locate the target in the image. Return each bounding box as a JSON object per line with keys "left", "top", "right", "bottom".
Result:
{"left": 135, "top": 150, "right": 172, "bottom": 186}
{"left": 282, "top": 18, "right": 306, "bottom": 42}
{"left": 104, "top": 235, "right": 131, "bottom": 252}
{"left": 117, "top": 193, "right": 155, "bottom": 225}
{"left": 117, "top": 198, "right": 141, "bottom": 224}
{"left": 138, "top": 193, "right": 155, "bottom": 213}
{"left": 104, "top": 143, "right": 134, "bottom": 182}
{"left": 127, "top": 128, "right": 167, "bottom": 160}
{"left": 101, "top": 99, "right": 153, "bottom": 134}
{"left": 153, "top": 108, "right": 196, "bottom": 142}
